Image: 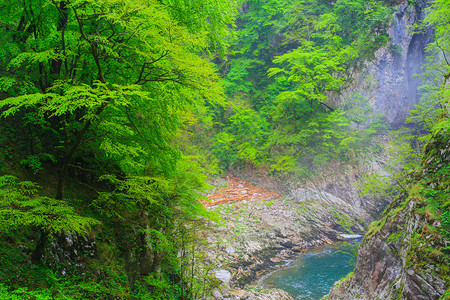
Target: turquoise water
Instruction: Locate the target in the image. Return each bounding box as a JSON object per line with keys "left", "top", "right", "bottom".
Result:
{"left": 260, "top": 246, "right": 355, "bottom": 300}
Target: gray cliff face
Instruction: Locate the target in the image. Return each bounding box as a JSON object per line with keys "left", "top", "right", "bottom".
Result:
{"left": 325, "top": 198, "right": 448, "bottom": 300}
{"left": 331, "top": 0, "right": 432, "bottom": 127}
{"left": 324, "top": 133, "right": 450, "bottom": 300}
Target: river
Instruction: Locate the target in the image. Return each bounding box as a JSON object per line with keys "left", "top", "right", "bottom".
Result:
{"left": 259, "top": 244, "right": 357, "bottom": 299}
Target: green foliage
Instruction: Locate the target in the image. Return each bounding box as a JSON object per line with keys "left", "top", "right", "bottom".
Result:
{"left": 0, "top": 175, "right": 100, "bottom": 235}
{"left": 408, "top": 0, "right": 450, "bottom": 137}
{"left": 162, "top": 0, "right": 237, "bottom": 56}
{"left": 270, "top": 154, "right": 296, "bottom": 175}
{"left": 213, "top": 0, "right": 395, "bottom": 175}
{"left": 356, "top": 129, "right": 422, "bottom": 200}
{"left": 0, "top": 284, "right": 51, "bottom": 300}
{"left": 222, "top": 58, "right": 264, "bottom": 96}
{"left": 263, "top": 199, "right": 275, "bottom": 207}
{"left": 268, "top": 37, "right": 355, "bottom": 107}
{"left": 0, "top": 0, "right": 233, "bottom": 192}
{"left": 0, "top": 0, "right": 236, "bottom": 297}
{"left": 212, "top": 101, "right": 271, "bottom": 167}
{"left": 334, "top": 242, "right": 359, "bottom": 267}
{"left": 20, "top": 153, "right": 56, "bottom": 174}
{"left": 339, "top": 0, "right": 394, "bottom": 61}
{"left": 332, "top": 212, "right": 357, "bottom": 234}
{"left": 0, "top": 250, "right": 132, "bottom": 299}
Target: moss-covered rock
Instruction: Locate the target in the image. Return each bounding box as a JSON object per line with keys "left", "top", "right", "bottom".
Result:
{"left": 324, "top": 130, "right": 450, "bottom": 299}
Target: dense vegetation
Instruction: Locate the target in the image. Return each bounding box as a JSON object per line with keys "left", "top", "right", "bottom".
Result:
{"left": 214, "top": 0, "right": 394, "bottom": 178}
{"left": 360, "top": 0, "right": 450, "bottom": 236}
{"left": 0, "top": 0, "right": 448, "bottom": 298}
{"left": 0, "top": 0, "right": 236, "bottom": 298}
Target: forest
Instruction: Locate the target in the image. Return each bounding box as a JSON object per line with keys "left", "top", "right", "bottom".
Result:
{"left": 0, "top": 0, "right": 448, "bottom": 299}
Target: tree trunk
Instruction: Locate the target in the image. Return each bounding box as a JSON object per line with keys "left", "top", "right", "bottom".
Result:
{"left": 55, "top": 103, "right": 107, "bottom": 200}
{"left": 31, "top": 228, "right": 48, "bottom": 264}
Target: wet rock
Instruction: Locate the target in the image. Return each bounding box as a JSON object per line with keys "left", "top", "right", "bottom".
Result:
{"left": 292, "top": 246, "right": 302, "bottom": 252}
{"left": 46, "top": 231, "right": 96, "bottom": 273}
{"left": 270, "top": 257, "right": 282, "bottom": 263}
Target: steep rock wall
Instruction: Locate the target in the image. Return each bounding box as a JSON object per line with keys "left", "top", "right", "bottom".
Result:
{"left": 331, "top": 0, "right": 432, "bottom": 127}
{"left": 324, "top": 131, "right": 450, "bottom": 299}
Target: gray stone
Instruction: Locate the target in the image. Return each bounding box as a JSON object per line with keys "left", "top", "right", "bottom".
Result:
{"left": 215, "top": 270, "right": 232, "bottom": 284}
{"left": 326, "top": 130, "right": 449, "bottom": 299}
{"left": 245, "top": 241, "right": 262, "bottom": 253}
{"left": 280, "top": 238, "right": 294, "bottom": 248}
{"left": 212, "top": 288, "right": 224, "bottom": 300}
{"left": 225, "top": 246, "right": 235, "bottom": 255}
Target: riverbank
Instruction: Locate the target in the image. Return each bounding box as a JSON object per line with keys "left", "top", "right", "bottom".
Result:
{"left": 199, "top": 175, "right": 370, "bottom": 298}
{"left": 259, "top": 241, "right": 359, "bottom": 299}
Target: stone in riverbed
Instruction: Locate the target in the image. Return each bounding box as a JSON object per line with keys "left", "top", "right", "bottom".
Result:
{"left": 212, "top": 289, "right": 224, "bottom": 299}
{"left": 274, "top": 228, "right": 288, "bottom": 238}
{"left": 271, "top": 257, "right": 282, "bottom": 263}
{"left": 266, "top": 231, "right": 276, "bottom": 239}
{"left": 232, "top": 290, "right": 249, "bottom": 298}
{"left": 246, "top": 241, "right": 262, "bottom": 253}
{"left": 215, "top": 269, "right": 232, "bottom": 283}
{"left": 225, "top": 246, "right": 235, "bottom": 254}
{"left": 280, "top": 238, "right": 294, "bottom": 248}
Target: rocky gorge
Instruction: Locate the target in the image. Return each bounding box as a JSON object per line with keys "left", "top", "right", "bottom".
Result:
{"left": 200, "top": 0, "right": 450, "bottom": 299}
{"left": 324, "top": 131, "right": 450, "bottom": 300}
{"left": 200, "top": 176, "right": 364, "bottom": 299}
{"left": 0, "top": 0, "right": 448, "bottom": 299}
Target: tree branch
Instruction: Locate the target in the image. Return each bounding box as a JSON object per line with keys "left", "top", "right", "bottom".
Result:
{"left": 135, "top": 51, "right": 171, "bottom": 84}
{"left": 320, "top": 102, "right": 335, "bottom": 111}
{"left": 435, "top": 40, "right": 450, "bottom": 66}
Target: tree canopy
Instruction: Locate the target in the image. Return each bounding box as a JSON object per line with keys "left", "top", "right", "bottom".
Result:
{"left": 1, "top": 0, "right": 448, "bottom": 298}
{"left": 0, "top": 0, "right": 236, "bottom": 298}
{"left": 214, "top": 0, "right": 394, "bottom": 176}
